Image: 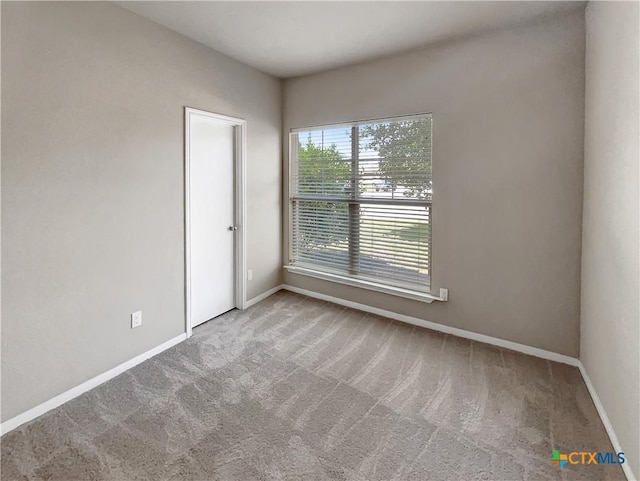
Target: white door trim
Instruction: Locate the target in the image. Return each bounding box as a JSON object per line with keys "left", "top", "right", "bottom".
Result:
{"left": 184, "top": 107, "right": 247, "bottom": 338}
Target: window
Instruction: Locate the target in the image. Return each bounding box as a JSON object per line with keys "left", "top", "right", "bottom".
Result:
{"left": 287, "top": 114, "right": 433, "bottom": 299}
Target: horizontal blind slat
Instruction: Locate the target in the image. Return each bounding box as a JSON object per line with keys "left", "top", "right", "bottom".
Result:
{"left": 290, "top": 115, "right": 432, "bottom": 293}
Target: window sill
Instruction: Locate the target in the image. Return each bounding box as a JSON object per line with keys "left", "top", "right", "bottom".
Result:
{"left": 283, "top": 265, "right": 446, "bottom": 304}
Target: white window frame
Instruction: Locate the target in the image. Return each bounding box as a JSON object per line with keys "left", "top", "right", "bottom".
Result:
{"left": 285, "top": 113, "right": 445, "bottom": 303}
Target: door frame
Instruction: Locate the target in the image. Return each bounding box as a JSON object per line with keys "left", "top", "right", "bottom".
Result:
{"left": 184, "top": 107, "right": 247, "bottom": 338}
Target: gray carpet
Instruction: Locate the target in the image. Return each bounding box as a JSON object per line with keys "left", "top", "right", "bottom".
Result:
{"left": 1, "top": 291, "right": 625, "bottom": 480}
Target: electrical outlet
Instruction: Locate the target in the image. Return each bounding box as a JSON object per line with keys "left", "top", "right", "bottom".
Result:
{"left": 247, "top": 269, "right": 253, "bottom": 281}
{"left": 131, "top": 311, "right": 142, "bottom": 328}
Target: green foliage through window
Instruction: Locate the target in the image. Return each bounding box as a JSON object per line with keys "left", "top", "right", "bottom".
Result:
{"left": 290, "top": 115, "right": 433, "bottom": 292}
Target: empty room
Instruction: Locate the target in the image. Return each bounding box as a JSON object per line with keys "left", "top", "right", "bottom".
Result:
{"left": 1, "top": 1, "right": 638, "bottom": 480}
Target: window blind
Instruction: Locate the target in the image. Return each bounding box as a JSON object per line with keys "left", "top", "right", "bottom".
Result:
{"left": 289, "top": 115, "right": 432, "bottom": 293}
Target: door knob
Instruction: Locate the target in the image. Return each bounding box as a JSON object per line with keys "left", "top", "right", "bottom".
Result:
{"left": 228, "top": 226, "right": 238, "bottom": 231}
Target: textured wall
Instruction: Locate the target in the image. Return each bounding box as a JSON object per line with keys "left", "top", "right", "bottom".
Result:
{"left": 581, "top": 2, "right": 640, "bottom": 477}
{"left": 283, "top": 12, "right": 586, "bottom": 357}
{"left": 1, "top": 1, "right": 282, "bottom": 421}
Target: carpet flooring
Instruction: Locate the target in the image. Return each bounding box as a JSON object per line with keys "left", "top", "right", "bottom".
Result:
{"left": 1, "top": 291, "right": 625, "bottom": 480}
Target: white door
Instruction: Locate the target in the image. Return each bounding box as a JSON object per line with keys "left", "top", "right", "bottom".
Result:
{"left": 188, "top": 111, "right": 236, "bottom": 327}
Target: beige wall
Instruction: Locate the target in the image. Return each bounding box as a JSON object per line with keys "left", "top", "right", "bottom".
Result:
{"left": 283, "top": 12, "right": 586, "bottom": 357}
{"left": 581, "top": 2, "right": 639, "bottom": 477}
{"left": 1, "top": 2, "right": 282, "bottom": 421}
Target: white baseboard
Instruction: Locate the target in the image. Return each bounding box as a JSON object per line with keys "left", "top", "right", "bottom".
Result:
{"left": 2, "top": 286, "right": 632, "bottom": 481}
{"left": 578, "top": 362, "right": 637, "bottom": 481}
{"left": 0, "top": 333, "right": 187, "bottom": 436}
{"left": 245, "top": 284, "right": 285, "bottom": 308}
{"left": 280, "top": 284, "right": 635, "bottom": 479}
{"left": 281, "top": 284, "right": 579, "bottom": 366}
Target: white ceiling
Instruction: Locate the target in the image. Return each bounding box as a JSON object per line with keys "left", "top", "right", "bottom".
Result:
{"left": 117, "top": 1, "right": 584, "bottom": 78}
